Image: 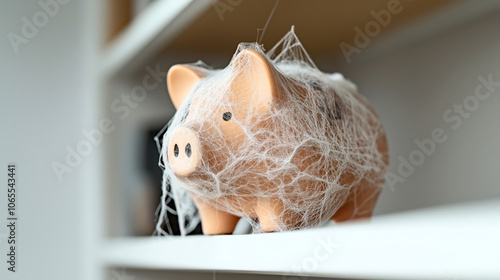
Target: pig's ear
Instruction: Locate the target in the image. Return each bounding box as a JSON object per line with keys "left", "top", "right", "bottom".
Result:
{"left": 167, "top": 65, "right": 208, "bottom": 109}
{"left": 231, "top": 49, "right": 281, "bottom": 109}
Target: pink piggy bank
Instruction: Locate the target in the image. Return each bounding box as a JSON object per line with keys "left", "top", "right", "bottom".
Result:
{"left": 161, "top": 35, "right": 389, "bottom": 235}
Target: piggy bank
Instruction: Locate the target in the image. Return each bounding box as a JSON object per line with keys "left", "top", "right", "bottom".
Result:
{"left": 159, "top": 31, "right": 388, "bottom": 235}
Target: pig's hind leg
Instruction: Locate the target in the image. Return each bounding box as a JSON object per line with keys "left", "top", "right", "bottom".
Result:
{"left": 331, "top": 183, "right": 381, "bottom": 223}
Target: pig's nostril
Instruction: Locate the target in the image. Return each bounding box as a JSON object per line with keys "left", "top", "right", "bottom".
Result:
{"left": 174, "top": 144, "right": 179, "bottom": 157}
{"left": 168, "top": 128, "right": 199, "bottom": 175}
{"left": 185, "top": 143, "right": 192, "bottom": 158}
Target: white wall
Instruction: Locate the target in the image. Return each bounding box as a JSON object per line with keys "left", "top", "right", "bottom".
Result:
{"left": 0, "top": 0, "right": 101, "bottom": 279}
{"left": 331, "top": 9, "right": 500, "bottom": 215}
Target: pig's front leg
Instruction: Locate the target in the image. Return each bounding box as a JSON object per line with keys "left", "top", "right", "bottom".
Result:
{"left": 191, "top": 195, "right": 240, "bottom": 235}
{"left": 256, "top": 198, "right": 285, "bottom": 232}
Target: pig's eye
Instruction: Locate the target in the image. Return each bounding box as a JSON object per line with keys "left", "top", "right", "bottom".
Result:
{"left": 222, "top": 112, "right": 232, "bottom": 121}
{"left": 310, "top": 82, "right": 323, "bottom": 92}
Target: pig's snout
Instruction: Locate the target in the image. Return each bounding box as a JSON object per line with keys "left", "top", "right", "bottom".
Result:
{"left": 167, "top": 127, "right": 200, "bottom": 176}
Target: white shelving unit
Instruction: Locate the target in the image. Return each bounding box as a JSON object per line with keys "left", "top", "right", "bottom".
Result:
{"left": 98, "top": 1, "right": 500, "bottom": 279}
{"left": 101, "top": 0, "right": 213, "bottom": 77}
{"left": 100, "top": 0, "right": 500, "bottom": 76}
{"left": 355, "top": 0, "right": 500, "bottom": 63}
{"left": 101, "top": 199, "right": 500, "bottom": 279}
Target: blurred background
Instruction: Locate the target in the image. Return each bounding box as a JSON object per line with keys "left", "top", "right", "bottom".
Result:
{"left": 1, "top": 0, "right": 500, "bottom": 279}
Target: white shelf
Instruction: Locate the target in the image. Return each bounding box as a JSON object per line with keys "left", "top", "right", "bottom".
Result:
{"left": 101, "top": 0, "right": 213, "bottom": 77}
{"left": 102, "top": 199, "right": 500, "bottom": 279}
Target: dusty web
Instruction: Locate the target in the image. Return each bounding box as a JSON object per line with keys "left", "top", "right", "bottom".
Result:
{"left": 155, "top": 28, "right": 388, "bottom": 235}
